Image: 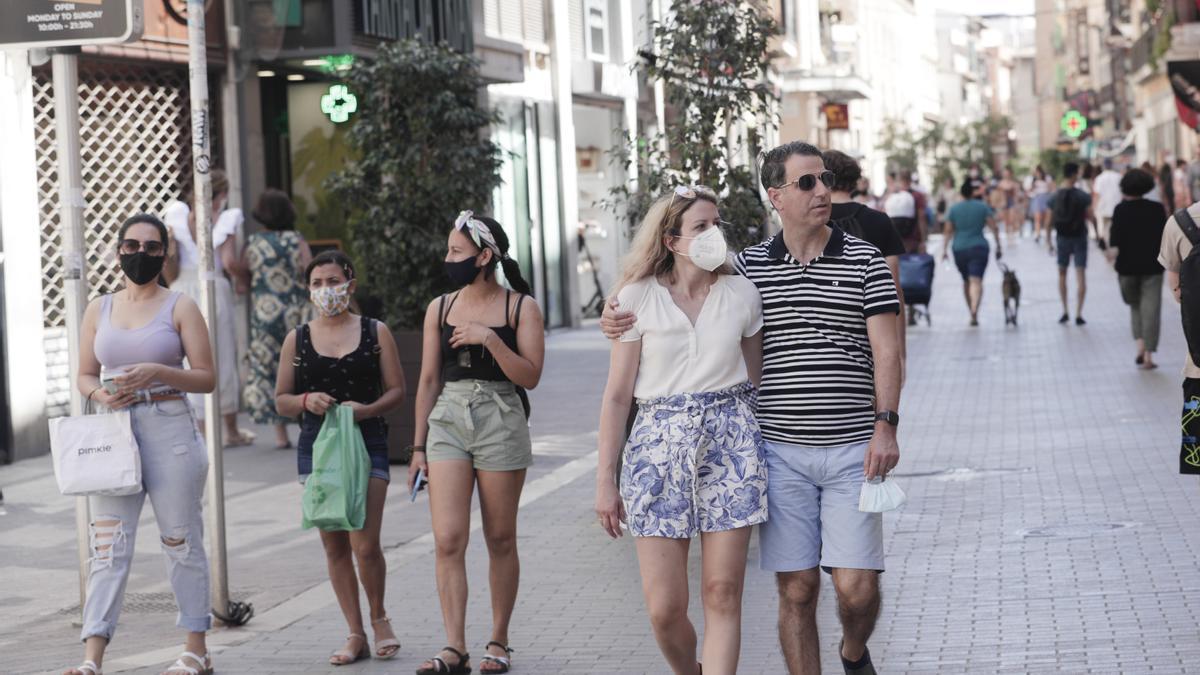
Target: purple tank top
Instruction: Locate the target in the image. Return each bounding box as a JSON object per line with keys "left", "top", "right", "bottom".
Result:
{"left": 94, "top": 292, "right": 185, "bottom": 383}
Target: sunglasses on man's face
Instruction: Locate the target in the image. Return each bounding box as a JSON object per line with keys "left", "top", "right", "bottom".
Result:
{"left": 119, "top": 239, "right": 165, "bottom": 256}
{"left": 776, "top": 170, "right": 836, "bottom": 192}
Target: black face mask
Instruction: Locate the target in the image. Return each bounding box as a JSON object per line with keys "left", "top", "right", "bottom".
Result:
{"left": 444, "top": 256, "right": 481, "bottom": 287}
{"left": 119, "top": 252, "right": 166, "bottom": 286}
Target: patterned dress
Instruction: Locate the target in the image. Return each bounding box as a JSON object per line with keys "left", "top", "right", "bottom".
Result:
{"left": 244, "top": 230, "right": 309, "bottom": 425}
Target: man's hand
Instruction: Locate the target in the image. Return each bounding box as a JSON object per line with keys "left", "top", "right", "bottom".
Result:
{"left": 864, "top": 427, "right": 900, "bottom": 481}
{"left": 599, "top": 298, "right": 636, "bottom": 341}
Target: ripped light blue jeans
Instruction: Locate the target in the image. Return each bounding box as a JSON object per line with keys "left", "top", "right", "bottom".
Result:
{"left": 82, "top": 397, "right": 212, "bottom": 641}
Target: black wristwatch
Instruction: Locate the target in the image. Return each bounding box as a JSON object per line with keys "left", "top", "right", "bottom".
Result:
{"left": 874, "top": 410, "right": 900, "bottom": 426}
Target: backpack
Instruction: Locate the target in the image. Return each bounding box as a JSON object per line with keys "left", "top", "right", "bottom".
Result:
{"left": 1174, "top": 208, "right": 1200, "bottom": 366}
{"left": 1051, "top": 188, "right": 1087, "bottom": 237}
{"left": 832, "top": 203, "right": 868, "bottom": 240}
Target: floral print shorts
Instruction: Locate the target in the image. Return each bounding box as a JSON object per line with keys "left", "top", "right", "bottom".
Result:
{"left": 620, "top": 382, "right": 768, "bottom": 538}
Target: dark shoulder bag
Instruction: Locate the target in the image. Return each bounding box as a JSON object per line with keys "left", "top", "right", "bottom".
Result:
{"left": 1175, "top": 208, "right": 1200, "bottom": 368}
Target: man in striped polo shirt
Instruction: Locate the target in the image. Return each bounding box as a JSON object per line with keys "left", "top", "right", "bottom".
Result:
{"left": 603, "top": 141, "right": 901, "bottom": 674}
{"left": 749, "top": 142, "right": 900, "bottom": 675}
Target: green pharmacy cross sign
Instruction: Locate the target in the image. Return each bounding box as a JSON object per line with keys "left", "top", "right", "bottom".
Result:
{"left": 321, "top": 84, "right": 358, "bottom": 124}
{"left": 1061, "top": 109, "right": 1088, "bottom": 139}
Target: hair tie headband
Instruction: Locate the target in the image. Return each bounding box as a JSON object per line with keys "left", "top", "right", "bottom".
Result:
{"left": 454, "top": 210, "right": 501, "bottom": 257}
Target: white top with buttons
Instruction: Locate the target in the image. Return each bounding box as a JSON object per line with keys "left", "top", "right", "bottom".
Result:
{"left": 618, "top": 274, "right": 763, "bottom": 400}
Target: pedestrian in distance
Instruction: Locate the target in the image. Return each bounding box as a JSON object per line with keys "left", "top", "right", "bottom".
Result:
{"left": 997, "top": 167, "right": 1022, "bottom": 240}
{"left": 162, "top": 169, "right": 254, "bottom": 447}
{"left": 1093, "top": 158, "right": 1123, "bottom": 244}
{"left": 943, "top": 179, "right": 1001, "bottom": 327}
{"left": 239, "top": 189, "right": 313, "bottom": 449}
{"left": 62, "top": 214, "right": 217, "bottom": 675}
{"left": 603, "top": 141, "right": 903, "bottom": 675}
{"left": 1049, "top": 162, "right": 1096, "bottom": 325}
{"left": 1029, "top": 165, "right": 1053, "bottom": 248}
{"left": 1106, "top": 169, "right": 1167, "bottom": 370}
{"left": 274, "top": 250, "right": 407, "bottom": 665}
{"left": 1174, "top": 159, "right": 1191, "bottom": 211}
{"left": 409, "top": 212, "right": 544, "bottom": 675}
{"left": 595, "top": 184, "right": 767, "bottom": 675}
{"left": 886, "top": 170, "right": 928, "bottom": 255}
{"left": 825, "top": 150, "right": 907, "bottom": 381}
{"left": 1158, "top": 153, "right": 1176, "bottom": 213}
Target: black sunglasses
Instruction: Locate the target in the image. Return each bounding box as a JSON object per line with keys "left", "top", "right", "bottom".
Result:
{"left": 776, "top": 170, "right": 836, "bottom": 192}
{"left": 118, "top": 239, "right": 165, "bottom": 256}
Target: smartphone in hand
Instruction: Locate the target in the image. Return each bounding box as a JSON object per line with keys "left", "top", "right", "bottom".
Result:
{"left": 101, "top": 377, "right": 119, "bottom": 395}
{"left": 409, "top": 468, "right": 427, "bottom": 502}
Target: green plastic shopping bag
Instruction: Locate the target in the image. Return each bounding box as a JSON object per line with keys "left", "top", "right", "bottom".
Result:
{"left": 301, "top": 404, "right": 369, "bottom": 531}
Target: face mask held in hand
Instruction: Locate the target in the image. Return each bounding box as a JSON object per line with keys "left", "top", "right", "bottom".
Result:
{"left": 119, "top": 252, "right": 166, "bottom": 286}
{"left": 311, "top": 282, "right": 352, "bottom": 317}
{"left": 858, "top": 477, "right": 907, "bottom": 513}
{"left": 674, "top": 226, "right": 729, "bottom": 272}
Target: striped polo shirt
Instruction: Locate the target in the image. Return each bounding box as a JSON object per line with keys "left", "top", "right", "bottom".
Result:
{"left": 735, "top": 225, "right": 900, "bottom": 447}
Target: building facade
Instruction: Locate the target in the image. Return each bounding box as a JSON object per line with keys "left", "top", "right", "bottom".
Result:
{"left": 774, "top": 0, "right": 941, "bottom": 188}
{"left": 0, "top": 0, "right": 673, "bottom": 462}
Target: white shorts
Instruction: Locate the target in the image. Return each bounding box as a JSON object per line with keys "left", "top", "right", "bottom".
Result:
{"left": 758, "top": 439, "right": 884, "bottom": 573}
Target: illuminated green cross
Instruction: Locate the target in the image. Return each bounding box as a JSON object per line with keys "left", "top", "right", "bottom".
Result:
{"left": 321, "top": 84, "right": 358, "bottom": 124}
{"left": 1060, "top": 110, "right": 1087, "bottom": 139}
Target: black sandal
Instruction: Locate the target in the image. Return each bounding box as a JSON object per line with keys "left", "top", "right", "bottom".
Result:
{"left": 416, "top": 646, "right": 471, "bottom": 675}
{"left": 479, "top": 641, "right": 514, "bottom": 673}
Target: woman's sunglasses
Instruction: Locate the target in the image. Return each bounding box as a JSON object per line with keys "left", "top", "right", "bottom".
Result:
{"left": 776, "top": 170, "right": 836, "bottom": 192}
{"left": 118, "top": 239, "right": 165, "bottom": 256}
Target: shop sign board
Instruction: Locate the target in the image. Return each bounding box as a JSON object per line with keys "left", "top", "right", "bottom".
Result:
{"left": 0, "top": 0, "right": 143, "bottom": 51}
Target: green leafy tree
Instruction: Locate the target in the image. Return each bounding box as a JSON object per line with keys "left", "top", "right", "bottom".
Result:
{"left": 605, "top": 0, "right": 777, "bottom": 252}
{"left": 951, "top": 114, "right": 1012, "bottom": 176}
{"left": 1036, "top": 148, "right": 1077, "bottom": 180}
{"left": 328, "top": 40, "right": 502, "bottom": 328}
{"left": 878, "top": 118, "right": 919, "bottom": 175}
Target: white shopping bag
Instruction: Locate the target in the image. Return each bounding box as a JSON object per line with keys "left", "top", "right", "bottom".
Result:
{"left": 858, "top": 477, "right": 906, "bottom": 512}
{"left": 49, "top": 411, "right": 142, "bottom": 496}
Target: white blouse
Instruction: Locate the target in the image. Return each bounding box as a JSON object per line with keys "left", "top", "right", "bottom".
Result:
{"left": 618, "top": 274, "right": 763, "bottom": 400}
{"left": 163, "top": 200, "right": 243, "bottom": 275}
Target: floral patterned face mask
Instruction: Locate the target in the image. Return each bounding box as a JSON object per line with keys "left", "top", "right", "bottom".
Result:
{"left": 310, "top": 281, "right": 352, "bottom": 317}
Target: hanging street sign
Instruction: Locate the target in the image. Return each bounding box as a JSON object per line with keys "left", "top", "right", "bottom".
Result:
{"left": 0, "top": 0, "right": 143, "bottom": 51}
{"left": 1060, "top": 109, "right": 1088, "bottom": 139}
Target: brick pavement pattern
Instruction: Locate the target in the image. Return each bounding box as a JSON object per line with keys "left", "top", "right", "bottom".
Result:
{"left": 6, "top": 233, "right": 1200, "bottom": 674}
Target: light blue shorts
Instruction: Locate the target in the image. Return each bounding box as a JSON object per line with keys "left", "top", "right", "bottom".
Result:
{"left": 758, "top": 439, "right": 884, "bottom": 573}
{"left": 620, "top": 383, "right": 768, "bottom": 538}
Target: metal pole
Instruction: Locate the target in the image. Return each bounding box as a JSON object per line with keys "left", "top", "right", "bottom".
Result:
{"left": 651, "top": 0, "right": 667, "bottom": 156}
{"left": 52, "top": 52, "right": 92, "bottom": 610}
{"left": 186, "top": 0, "right": 231, "bottom": 619}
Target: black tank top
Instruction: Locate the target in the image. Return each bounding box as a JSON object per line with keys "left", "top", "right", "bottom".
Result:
{"left": 440, "top": 290, "right": 525, "bottom": 383}
{"left": 294, "top": 316, "right": 383, "bottom": 417}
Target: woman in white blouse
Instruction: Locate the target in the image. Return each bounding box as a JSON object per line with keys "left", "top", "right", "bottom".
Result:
{"left": 163, "top": 170, "right": 252, "bottom": 446}
{"left": 595, "top": 185, "right": 766, "bottom": 675}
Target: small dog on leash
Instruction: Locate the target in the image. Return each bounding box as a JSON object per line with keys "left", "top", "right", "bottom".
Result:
{"left": 1000, "top": 263, "right": 1020, "bottom": 326}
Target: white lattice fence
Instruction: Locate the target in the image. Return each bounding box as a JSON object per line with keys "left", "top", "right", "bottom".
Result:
{"left": 34, "top": 62, "right": 196, "bottom": 414}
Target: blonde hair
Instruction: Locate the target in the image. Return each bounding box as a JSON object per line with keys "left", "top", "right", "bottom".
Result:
{"left": 613, "top": 186, "right": 723, "bottom": 293}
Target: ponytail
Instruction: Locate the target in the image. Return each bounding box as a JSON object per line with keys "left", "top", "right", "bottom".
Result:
{"left": 500, "top": 257, "right": 532, "bottom": 295}
{"left": 476, "top": 215, "right": 534, "bottom": 297}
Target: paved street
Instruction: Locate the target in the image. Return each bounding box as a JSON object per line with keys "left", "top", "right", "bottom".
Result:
{"left": 6, "top": 232, "right": 1200, "bottom": 674}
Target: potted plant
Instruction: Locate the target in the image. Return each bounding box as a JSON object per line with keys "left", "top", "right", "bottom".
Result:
{"left": 329, "top": 39, "right": 502, "bottom": 462}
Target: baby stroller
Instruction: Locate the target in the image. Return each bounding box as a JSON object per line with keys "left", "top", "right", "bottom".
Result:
{"left": 899, "top": 253, "right": 935, "bottom": 325}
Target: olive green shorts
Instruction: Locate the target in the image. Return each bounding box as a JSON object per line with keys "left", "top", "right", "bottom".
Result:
{"left": 426, "top": 380, "right": 533, "bottom": 471}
